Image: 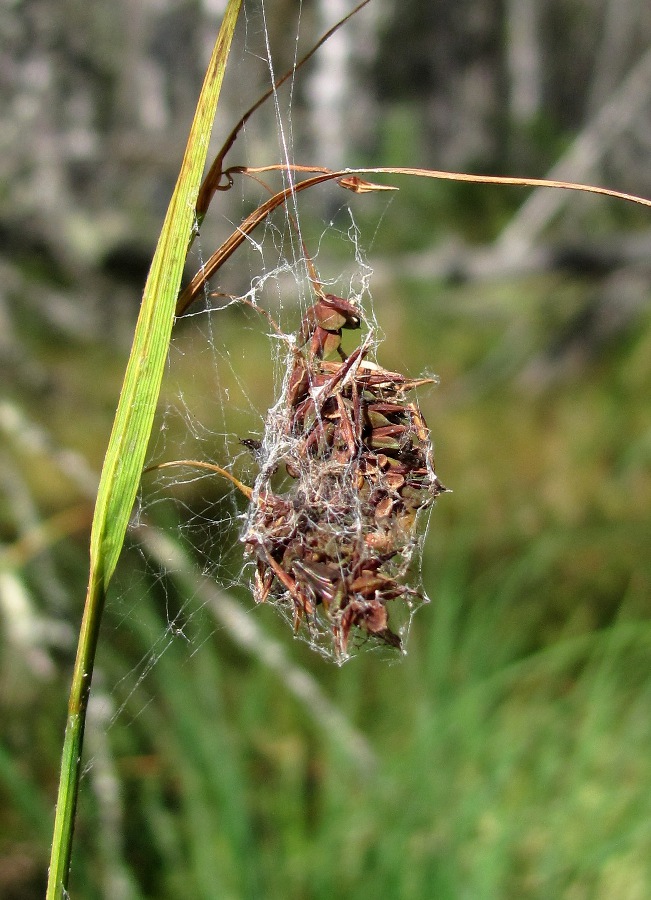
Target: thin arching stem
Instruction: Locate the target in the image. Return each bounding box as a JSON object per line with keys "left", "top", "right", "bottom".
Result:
{"left": 144, "top": 460, "right": 253, "bottom": 500}
{"left": 176, "top": 164, "right": 651, "bottom": 318}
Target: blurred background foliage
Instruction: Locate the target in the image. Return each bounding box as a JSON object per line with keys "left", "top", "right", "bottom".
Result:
{"left": 2, "top": 0, "right": 651, "bottom": 897}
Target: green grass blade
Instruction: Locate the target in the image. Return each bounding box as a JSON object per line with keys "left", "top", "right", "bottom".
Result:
{"left": 94, "top": 0, "right": 241, "bottom": 591}
{"left": 46, "top": 3, "right": 243, "bottom": 898}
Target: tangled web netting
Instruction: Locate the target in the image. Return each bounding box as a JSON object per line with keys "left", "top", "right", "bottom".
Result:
{"left": 242, "top": 287, "right": 447, "bottom": 661}
{"left": 143, "top": 214, "right": 447, "bottom": 665}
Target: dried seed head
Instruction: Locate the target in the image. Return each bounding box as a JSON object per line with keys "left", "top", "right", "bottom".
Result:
{"left": 242, "top": 293, "right": 447, "bottom": 661}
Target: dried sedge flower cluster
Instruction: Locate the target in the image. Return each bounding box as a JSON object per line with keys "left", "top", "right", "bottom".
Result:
{"left": 243, "top": 293, "right": 446, "bottom": 660}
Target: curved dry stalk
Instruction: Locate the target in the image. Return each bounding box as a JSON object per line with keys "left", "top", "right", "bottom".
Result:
{"left": 243, "top": 163, "right": 651, "bottom": 206}
{"left": 177, "top": 164, "right": 651, "bottom": 317}
{"left": 145, "top": 459, "right": 253, "bottom": 500}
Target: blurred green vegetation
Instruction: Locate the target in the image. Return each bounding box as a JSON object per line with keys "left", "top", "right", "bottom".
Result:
{"left": 2, "top": 183, "right": 651, "bottom": 896}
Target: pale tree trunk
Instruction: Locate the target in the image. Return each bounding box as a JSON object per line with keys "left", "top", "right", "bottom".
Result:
{"left": 506, "top": 0, "right": 543, "bottom": 126}
{"left": 587, "top": 0, "right": 642, "bottom": 116}
{"left": 306, "top": 0, "right": 380, "bottom": 171}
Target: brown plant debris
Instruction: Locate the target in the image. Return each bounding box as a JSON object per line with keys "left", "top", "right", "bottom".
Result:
{"left": 243, "top": 293, "right": 447, "bottom": 661}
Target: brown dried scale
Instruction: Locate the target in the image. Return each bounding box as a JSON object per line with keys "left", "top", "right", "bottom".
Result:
{"left": 243, "top": 293, "right": 446, "bottom": 659}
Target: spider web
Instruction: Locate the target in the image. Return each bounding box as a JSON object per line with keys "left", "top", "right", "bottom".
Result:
{"left": 121, "top": 0, "right": 445, "bottom": 681}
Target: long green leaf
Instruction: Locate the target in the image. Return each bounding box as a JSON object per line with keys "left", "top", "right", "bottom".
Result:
{"left": 46, "top": 3, "right": 242, "bottom": 897}
{"left": 95, "top": 1, "right": 241, "bottom": 590}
